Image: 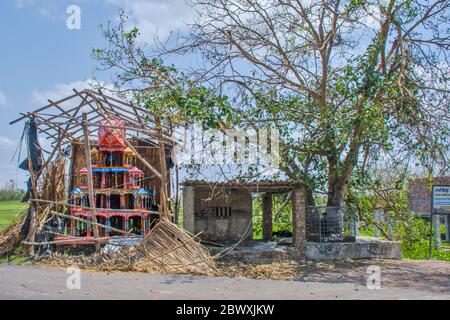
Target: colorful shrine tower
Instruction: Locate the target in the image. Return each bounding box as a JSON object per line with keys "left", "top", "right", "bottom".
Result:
{"left": 69, "top": 120, "right": 155, "bottom": 237}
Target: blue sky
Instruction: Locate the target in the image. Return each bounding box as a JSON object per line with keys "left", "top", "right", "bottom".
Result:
{"left": 0, "top": 0, "right": 193, "bottom": 188}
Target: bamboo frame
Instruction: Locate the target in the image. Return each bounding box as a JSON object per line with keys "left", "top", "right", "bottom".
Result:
{"left": 9, "top": 89, "right": 177, "bottom": 251}
{"left": 9, "top": 89, "right": 174, "bottom": 146}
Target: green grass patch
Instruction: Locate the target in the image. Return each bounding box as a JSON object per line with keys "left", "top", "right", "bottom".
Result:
{"left": 402, "top": 239, "right": 450, "bottom": 261}
{"left": 0, "top": 201, "right": 28, "bottom": 230}
{"left": 0, "top": 247, "right": 29, "bottom": 264}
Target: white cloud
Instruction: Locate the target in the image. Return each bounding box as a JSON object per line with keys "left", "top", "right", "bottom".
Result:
{"left": 0, "top": 135, "right": 22, "bottom": 187}
{"left": 0, "top": 91, "right": 7, "bottom": 107}
{"left": 15, "top": 0, "right": 58, "bottom": 19}
{"left": 30, "top": 79, "right": 113, "bottom": 106}
{"left": 106, "top": 0, "right": 194, "bottom": 42}
{"left": 0, "top": 136, "right": 15, "bottom": 150}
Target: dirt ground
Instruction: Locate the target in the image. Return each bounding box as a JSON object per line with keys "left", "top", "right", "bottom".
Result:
{"left": 219, "top": 259, "right": 450, "bottom": 294}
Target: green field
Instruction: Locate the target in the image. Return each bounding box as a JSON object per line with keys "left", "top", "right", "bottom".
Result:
{"left": 0, "top": 201, "right": 28, "bottom": 230}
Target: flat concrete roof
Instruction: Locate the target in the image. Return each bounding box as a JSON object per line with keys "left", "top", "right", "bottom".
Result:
{"left": 182, "top": 179, "right": 304, "bottom": 193}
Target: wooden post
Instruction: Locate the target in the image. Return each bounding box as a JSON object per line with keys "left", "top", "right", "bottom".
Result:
{"left": 262, "top": 193, "right": 273, "bottom": 241}
{"left": 155, "top": 115, "right": 169, "bottom": 218}
{"left": 26, "top": 152, "right": 38, "bottom": 257}
{"left": 82, "top": 113, "right": 101, "bottom": 252}
{"left": 292, "top": 187, "right": 306, "bottom": 261}
{"left": 26, "top": 202, "right": 37, "bottom": 256}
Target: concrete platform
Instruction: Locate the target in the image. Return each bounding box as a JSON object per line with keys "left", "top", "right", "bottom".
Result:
{"left": 306, "top": 236, "right": 402, "bottom": 260}
{"left": 211, "top": 237, "right": 402, "bottom": 263}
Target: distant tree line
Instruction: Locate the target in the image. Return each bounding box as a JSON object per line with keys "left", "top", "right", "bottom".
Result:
{"left": 0, "top": 189, "right": 25, "bottom": 202}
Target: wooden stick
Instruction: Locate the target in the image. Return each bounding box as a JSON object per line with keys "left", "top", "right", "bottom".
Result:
{"left": 49, "top": 210, "right": 136, "bottom": 236}
{"left": 37, "top": 97, "right": 85, "bottom": 181}
{"left": 23, "top": 238, "right": 111, "bottom": 246}
{"left": 82, "top": 113, "right": 101, "bottom": 251}
{"left": 9, "top": 91, "right": 80, "bottom": 125}
{"left": 30, "top": 198, "right": 163, "bottom": 216}
{"left": 25, "top": 127, "right": 40, "bottom": 257}
{"left": 155, "top": 115, "right": 169, "bottom": 217}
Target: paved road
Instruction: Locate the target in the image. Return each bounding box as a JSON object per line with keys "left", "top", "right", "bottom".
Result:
{"left": 0, "top": 264, "right": 448, "bottom": 299}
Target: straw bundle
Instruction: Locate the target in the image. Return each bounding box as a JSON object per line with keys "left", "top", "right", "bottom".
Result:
{"left": 37, "top": 155, "right": 67, "bottom": 223}
{"left": 131, "top": 219, "right": 219, "bottom": 275}
{"left": 0, "top": 155, "right": 67, "bottom": 257}
{"left": 0, "top": 210, "right": 28, "bottom": 256}
{"left": 44, "top": 219, "right": 220, "bottom": 276}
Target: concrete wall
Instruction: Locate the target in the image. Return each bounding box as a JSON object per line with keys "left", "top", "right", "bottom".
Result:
{"left": 292, "top": 187, "right": 306, "bottom": 260}
{"left": 183, "top": 186, "right": 253, "bottom": 243}
{"left": 306, "top": 237, "right": 402, "bottom": 260}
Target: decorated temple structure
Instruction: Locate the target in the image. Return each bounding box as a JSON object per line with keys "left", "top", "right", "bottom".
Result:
{"left": 68, "top": 120, "right": 157, "bottom": 237}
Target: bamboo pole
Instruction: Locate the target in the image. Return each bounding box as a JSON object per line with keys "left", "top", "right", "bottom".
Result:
{"left": 49, "top": 210, "right": 136, "bottom": 236}
{"left": 82, "top": 113, "right": 101, "bottom": 251}
{"left": 25, "top": 124, "right": 39, "bottom": 257}
{"left": 155, "top": 115, "right": 169, "bottom": 218}
{"left": 30, "top": 198, "right": 163, "bottom": 216}
{"left": 23, "top": 238, "right": 111, "bottom": 246}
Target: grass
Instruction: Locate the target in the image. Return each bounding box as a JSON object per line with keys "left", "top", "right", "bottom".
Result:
{"left": 0, "top": 201, "right": 28, "bottom": 230}
{"left": 0, "top": 250, "right": 29, "bottom": 264}
{"left": 0, "top": 202, "right": 29, "bottom": 265}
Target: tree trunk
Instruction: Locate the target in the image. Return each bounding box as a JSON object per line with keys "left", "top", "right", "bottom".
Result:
{"left": 326, "top": 177, "right": 345, "bottom": 208}
{"left": 326, "top": 154, "right": 345, "bottom": 207}
{"left": 325, "top": 154, "right": 346, "bottom": 234}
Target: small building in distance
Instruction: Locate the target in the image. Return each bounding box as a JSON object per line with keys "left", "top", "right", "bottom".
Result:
{"left": 408, "top": 176, "right": 450, "bottom": 242}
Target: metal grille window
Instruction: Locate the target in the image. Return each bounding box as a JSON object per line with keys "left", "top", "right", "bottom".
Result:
{"left": 214, "top": 206, "right": 232, "bottom": 217}
{"left": 306, "top": 206, "right": 356, "bottom": 243}
{"left": 197, "top": 206, "right": 233, "bottom": 217}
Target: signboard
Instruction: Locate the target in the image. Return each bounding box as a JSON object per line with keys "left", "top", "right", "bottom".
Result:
{"left": 432, "top": 185, "right": 450, "bottom": 214}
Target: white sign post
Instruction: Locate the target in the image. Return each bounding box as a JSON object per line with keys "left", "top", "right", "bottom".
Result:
{"left": 429, "top": 185, "right": 450, "bottom": 256}
{"left": 432, "top": 186, "right": 450, "bottom": 213}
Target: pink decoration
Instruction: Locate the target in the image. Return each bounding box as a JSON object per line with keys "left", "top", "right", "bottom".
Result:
{"left": 98, "top": 119, "right": 126, "bottom": 151}
{"left": 129, "top": 166, "right": 144, "bottom": 176}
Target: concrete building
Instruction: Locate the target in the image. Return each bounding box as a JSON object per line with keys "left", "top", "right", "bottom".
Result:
{"left": 182, "top": 180, "right": 307, "bottom": 258}
{"left": 182, "top": 180, "right": 402, "bottom": 261}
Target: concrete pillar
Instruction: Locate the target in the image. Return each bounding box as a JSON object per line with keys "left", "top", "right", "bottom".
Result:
{"left": 353, "top": 211, "right": 360, "bottom": 237}
{"left": 183, "top": 186, "right": 195, "bottom": 234}
{"left": 262, "top": 193, "right": 273, "bottom": 241}
{"left": 387, "top": 214, "right": 394, "bottom": 239}
{"left": 292, "top": 187, "right": 306, "bottom": 260}
{"left": 374, "top": 209, "right": 384, "bottom": 237}
{"left": 445, "top": 215, "right": 450, "bottom": 242}
{"left": 433, "top": 214, "right": 442, "bottom": 249}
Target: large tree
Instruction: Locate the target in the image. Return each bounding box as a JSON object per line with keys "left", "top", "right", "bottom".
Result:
{"left": 160, "top": 0, "right": 450, "bottom": 206}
